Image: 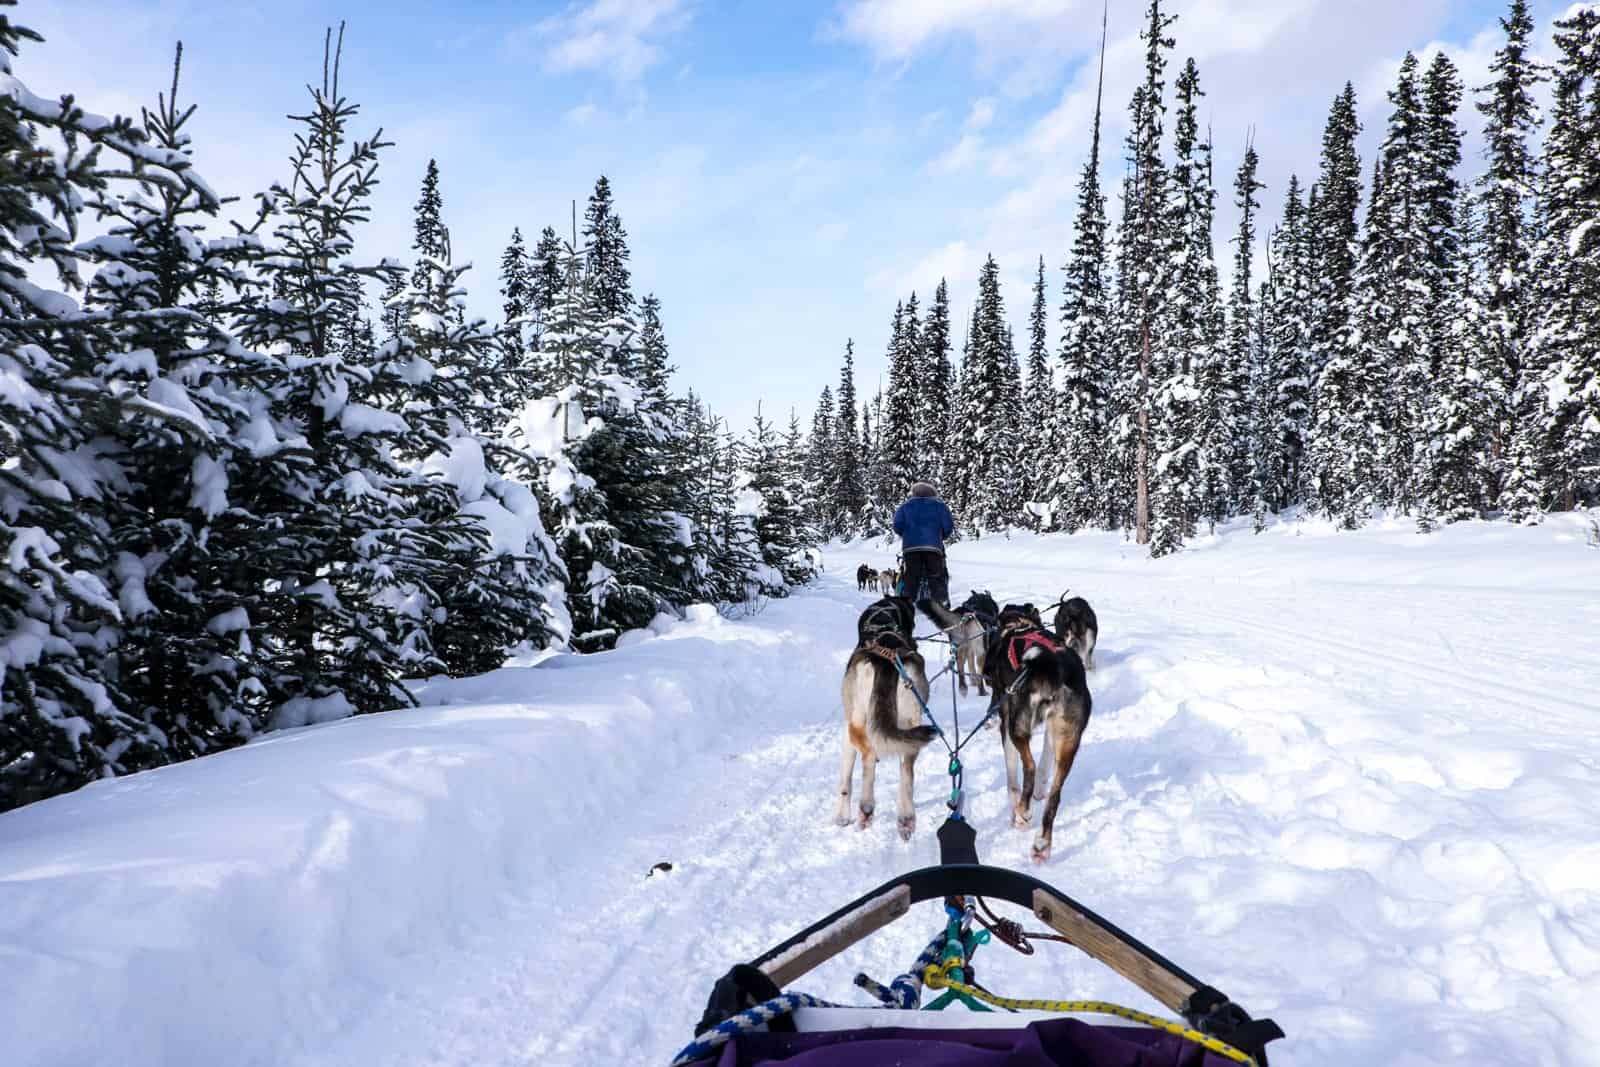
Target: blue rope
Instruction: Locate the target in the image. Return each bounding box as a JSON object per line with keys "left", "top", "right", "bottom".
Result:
{"left": 669, "top": 992, "right": 843, "bottom": 1066}
{"left": 854, "top": 932, "right": 946, "bottom": 1008}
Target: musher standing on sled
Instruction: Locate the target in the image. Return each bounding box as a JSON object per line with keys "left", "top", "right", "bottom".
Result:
{"left": 893, "top": 481, "right": 955, "bottom": 606}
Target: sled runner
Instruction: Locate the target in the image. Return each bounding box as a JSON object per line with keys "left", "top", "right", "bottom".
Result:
{"left": 672, "top": 819, "right": 1284, "bottom": 1066}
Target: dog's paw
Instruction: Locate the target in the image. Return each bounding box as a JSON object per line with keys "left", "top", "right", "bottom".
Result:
{"left": 1031, "top": 841, "right": 1052, "bottom": 864}
{"left": 1011, "top": 808, "right": 1032, "bottom": 830}
{"left": 857, "top": 807, "right": 874, "bottom": 829}
{"left": 834, "top": 811, "right": 853, "bottom": 827}
{"left": 897, "top": 815, "right": 916, "bottom": 840}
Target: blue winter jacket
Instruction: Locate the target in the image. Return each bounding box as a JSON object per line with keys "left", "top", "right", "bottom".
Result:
{"left": 893, "top": 496, "right": 955, "bottom": 553}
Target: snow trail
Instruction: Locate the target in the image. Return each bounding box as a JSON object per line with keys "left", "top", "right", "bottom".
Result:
{"left": 2, "top": 517, "right": 1598, "bottom": 1066}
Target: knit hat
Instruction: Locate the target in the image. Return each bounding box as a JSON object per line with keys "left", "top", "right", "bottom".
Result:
{"left": 910, "top": 482, "right": 938, "bottom": 498}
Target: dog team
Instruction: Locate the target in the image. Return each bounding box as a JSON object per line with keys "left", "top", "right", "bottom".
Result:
{"left": 836, "top": 480, "right": 1099, "bottom": 862}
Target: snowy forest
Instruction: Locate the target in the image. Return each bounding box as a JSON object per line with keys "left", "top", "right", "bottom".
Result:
{"left": 0, "top": 12, "right": 814, "bottom": 810}
{"left": 801, "top": 0, "right": 1600, "bottom": 554}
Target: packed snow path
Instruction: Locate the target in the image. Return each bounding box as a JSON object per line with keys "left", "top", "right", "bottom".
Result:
{"left": 3, "top": 518, "right": 1599, "bottom": 1066}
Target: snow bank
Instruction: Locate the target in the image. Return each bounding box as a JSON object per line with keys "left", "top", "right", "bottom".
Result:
{"left": 2, "top": 514, "right": 1598, "bottom": 1066}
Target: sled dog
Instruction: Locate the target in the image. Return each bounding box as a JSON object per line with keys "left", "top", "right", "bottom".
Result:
{"left": 856, "top": 564, "right": 876, "bottom": 592}
{"left": 836, "top": 629, "right": 937, "bottom": 839}
{"left": 929, "top": 600, "right": 1090, "bottom": 862}
{"left": 878, "top": 568, "right": 900, "bottom": 596}
{"left": 936, "top": 590, "right": 998, "bottom": 698}
{"left": 1052, "top": 593, "right": 1098, "bottom": 670}
{"left": 856, "top": 596, "right": 916, "bottom": 648}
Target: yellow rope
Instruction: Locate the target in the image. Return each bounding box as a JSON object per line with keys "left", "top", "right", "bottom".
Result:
{"left": 921, "top": 966, "right": 1257, "bottom": 1066}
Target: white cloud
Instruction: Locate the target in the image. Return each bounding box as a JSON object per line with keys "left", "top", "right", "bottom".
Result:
{"left": 512, "top": 0, "right": 691, "bottom": 81}
{"left": 565, "top": 101, "right": 599, "bottom": 124}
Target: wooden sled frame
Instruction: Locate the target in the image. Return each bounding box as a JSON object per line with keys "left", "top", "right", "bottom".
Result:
{"left": 734, "top": 820, "right": 1283, "bottom": 1064}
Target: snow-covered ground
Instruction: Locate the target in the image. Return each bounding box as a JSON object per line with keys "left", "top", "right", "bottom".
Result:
{"left": 3, "top": 514, "right": 1599, "bottom": 1066}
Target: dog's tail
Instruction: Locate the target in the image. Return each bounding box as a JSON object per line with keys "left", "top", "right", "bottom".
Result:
{"left": 866, "top": 651, "right": 939, "bottom": 755}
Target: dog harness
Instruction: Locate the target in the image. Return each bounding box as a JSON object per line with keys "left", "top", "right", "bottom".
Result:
{"left": 1006, "top": 628, "right": 1063, "bottom": 671}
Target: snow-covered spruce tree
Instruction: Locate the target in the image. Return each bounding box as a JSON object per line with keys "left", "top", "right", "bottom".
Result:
{"left": 1419, "top": 189, "right": 1494, "bottom": 527}
{"left": 917, "top": 279, "right": 955, "bottom": 491}
{"left": 1520, "top": 6, "right": 1600, "bottom": 515}
{"left": 1413, "top": 52, "right": 1487, "bottom": 529}
{"left": 1023, "top": 257, "right": 1055, "bottom": 527}
{"left": 960, "top": 255, "right": 1014, "bottom": 533}
{"left": 901, "top": 290, "right": 923, "bottom": 470}
{"left": 862, "top": 393, "right": 896, "bottom": 533}
{"left": 77, "top": 46, "right": 283, "bottom": 761}
{"left": 830, "top": 341, "right": 867, "bottom": 534}
{"left": 1247, "top": 271, "right": 1277, "bottom": 529}
{"left": 996, "top": 325, "right": 1025, "bottom": 521}
{"left": 0, "top": 11, "right": 203, "bottom": 806}
{"left": 1266, "top": 176, "right": 1314, "bottom": 512}
{"left": 530, "top": 224, "right": 564, "bottom": 329}
{"left": 1476, "top": 0, "right": 1546, "bottom": 507}
{"left": 1150, "top": 56, "right": 1214, "bottom": 556}
{"left": 1115, "top": 0, "right": 1176, "bottom": 547}
{"left": 1225, "top": 141, "right": 1265, "bottom": 522}
{"left": 781, "top": 408, "right": 819, "bottom": 561}
{"left": 1312, "top": 159, "right": 1389, "bottom": 528}
{"left": 1306, "top": 83, "right": 1362, "bottom": 515}
{"left": 741, "top": 406, "right": 812, "bottom": 590}
{"left": 231, "top": 31, "right": 480, "bottom": 720}
{"left": 804, "top": 385, "right": 835, "bottom": 533}
{"left": 882, "top": 299, "right": 920, "bottom": 499}
{"left": 497, "top": 225, "right": 543, "bottom": 406}
{"left": 1054, "top": 66, "right": 1111, "bottom": 533}
{"left": 1371, "top": 53, "right": 1433, "bottom": 513}
{"left": 391, "top": 229, "right": 563, "bottom": 673}
{"left": 946, "top": 312, "right": 977, "bottom": 522}
{"left": 583, "top": 175, "right": 633, "bottom": 323}
{"left": 410, "top": 158, "right": 445, "bottom": 295}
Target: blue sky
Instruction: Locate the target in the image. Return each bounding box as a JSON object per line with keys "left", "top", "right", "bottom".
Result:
{"left": 22, "top": 0, "right": 1566, "bottom": 429}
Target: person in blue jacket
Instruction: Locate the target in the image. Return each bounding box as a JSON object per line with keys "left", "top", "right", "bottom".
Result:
{"left": 892, "top": 481, "right": 955, "bottom": 606}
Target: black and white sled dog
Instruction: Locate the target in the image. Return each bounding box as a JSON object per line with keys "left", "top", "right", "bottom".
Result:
{"left": 837, "top": 598, "right": 938, "bottom": 838}
{"left": 1052, "top": 592, "right": 1098, "bottom": 670}
{"left": 934, "top": 600, "right": 1090, "bottom": 863}
{"left": 856, "top": 564, "right": 877, "bottom": 592}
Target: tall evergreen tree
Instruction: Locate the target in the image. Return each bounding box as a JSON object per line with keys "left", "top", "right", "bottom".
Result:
{"left": 499, "top": 225, "right": 532, "bottom": 361}
{"left": 1305, "top": 83, "right": 1363, "bottom": 515}
{"left": 232, "top": 28, "right": 476, "bottom": 723}
{"left": 411, "top": 158, "right": 445, "bottom": 294}
{"left": 1265, "top": 177, "right": 1314, "bottom": 512}
{"left": 0, "top": 16, "right": 209, "bottom": 806}
{"left": 583, "top": 175, "right": 633, "bottom": 323}
{"left": 956, "top": 256, "right": 1014, "bottom": 532}
{"left": 1312, "top": 159, "right": 1389, "bottom": 527}
{"left": 882, "top": 300, "right": 920, "bottom": 497}
{"left": 1517, "top": 6, "right": 1600, "bottom": 516}
{"left": 1116, "top": 0, "right": 1176, "bottom": 546}
{"left": 1476, "top": 0, "right": 1546, "bottom": 511}
{"left": 1150, "top": 56, "right": 1214, "bottom": 555}
{"left": 1372, "top": 53, "right": 1432, "bottom": 512}
{"left": 917, "top": 279, "right": 955, "bottom": 490}
{"left": 805, "top": 386, "right": 836, "bottom": 532}
{"left": 1226, "top": 141, "right": 1265, "bottom": 521}
{"left": 1055, "top": 28, "right": 1111, "bottom": 533}
{"left": 1023, "top": 257, "right": 1056, "bottom": 524}
{"left": 830, "top": 341, "right": 867, "bottom": 532}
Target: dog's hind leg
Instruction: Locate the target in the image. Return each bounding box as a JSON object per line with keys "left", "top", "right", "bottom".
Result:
{"left": 835, "top": 727, "right": 858, "bottom": 826}
{"left": 896, "top": 753, "right": 916, "bottom": 839}
{"left": 1011, "top": 733, "right": 1037, "bottom": 829}
{"left": 1002, "top": 724, "right": 1021, "bottom": 809}
{"left": 1033, "top": 735, "right": 1053, "bottom": 800}
{"left": 858, "top": 747, "right": 878, "bottom": 828}
{"left": 1033, "top": 721, "right": 1085, "bottom": 862}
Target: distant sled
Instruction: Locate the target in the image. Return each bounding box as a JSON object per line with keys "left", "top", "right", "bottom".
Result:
{"left": 672, "top": 819, "right": 1284, "bottom": 1066}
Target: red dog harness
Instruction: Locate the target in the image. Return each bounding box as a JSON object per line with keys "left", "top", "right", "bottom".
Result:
{"left": 1006, "top": 629, "right": 1062, "bottom": 670}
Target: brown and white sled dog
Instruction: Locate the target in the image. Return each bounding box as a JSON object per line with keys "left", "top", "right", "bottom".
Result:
{"left": 959, "top": 602, "right": 1092, "bottom": 862}
{"left": 836, "top": 629, "right": 938, "bottom": 839}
